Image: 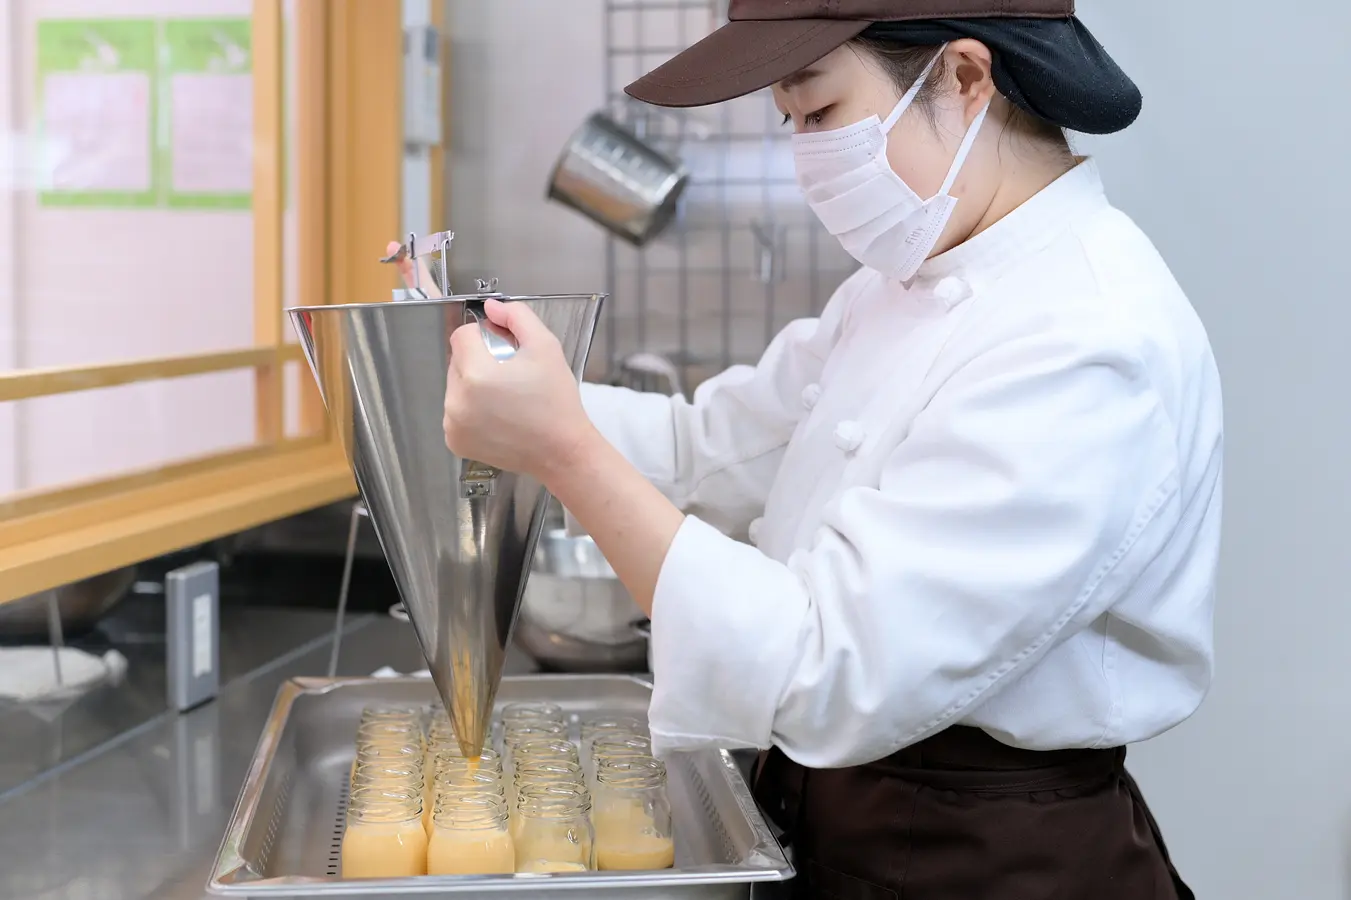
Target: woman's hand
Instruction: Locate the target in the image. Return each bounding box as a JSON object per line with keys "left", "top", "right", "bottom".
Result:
{"left": 443, "top": 298, "right": 596, "bottom": 482}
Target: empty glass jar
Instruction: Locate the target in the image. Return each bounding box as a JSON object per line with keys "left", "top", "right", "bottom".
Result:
{"left": 500, "top": 701, "right": 565, "bottom": 725}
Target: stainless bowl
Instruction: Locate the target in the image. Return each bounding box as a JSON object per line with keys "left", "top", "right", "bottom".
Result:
{"left": 0, "top": 566, "right": 137, "bottom": 641}
{"left": 514, "top": 528, "right": 648, "bottom": 672}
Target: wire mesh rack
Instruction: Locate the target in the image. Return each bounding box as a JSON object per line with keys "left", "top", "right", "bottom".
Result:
{"left": 597, "top": 0, "right": 856, "bottom": 389}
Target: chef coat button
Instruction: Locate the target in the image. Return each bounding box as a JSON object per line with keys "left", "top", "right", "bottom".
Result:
{"left": 748, "top": 517, "right": 764, "bottom": 545}
{"left": 833, "top": 420, "right": 865, "bottom": 453}
{"left": 801, "top": 383, "right": 822, "bottom": 410}
{"left": 933, "top": 276, "right": 972, "bottom": 306}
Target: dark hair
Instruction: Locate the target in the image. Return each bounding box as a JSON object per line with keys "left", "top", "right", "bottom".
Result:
{"left": 848, "top": 38, "right": 1074, "bottom": 166}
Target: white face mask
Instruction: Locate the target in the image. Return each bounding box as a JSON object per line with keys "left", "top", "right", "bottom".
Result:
{"left": 791, "top": 47, "right": 990, "bottom": 283}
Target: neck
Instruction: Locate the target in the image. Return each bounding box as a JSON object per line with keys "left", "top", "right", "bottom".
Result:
{"left": 955, "top": 148, "right": 1077, "bottom": 249}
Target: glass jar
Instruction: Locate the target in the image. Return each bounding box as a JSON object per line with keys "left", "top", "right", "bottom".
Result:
{"left": 341, "top": 786, "right": 427, "bottom": 878}
{"left": 432, "top": 746, "right": 502, "bottom": 773}
{"left": 579, "top": 715, "right": 646, "bottom": 744}
{"left": 593, "top": 756, "right": 674, "bottom": 871}
{"left": 510, "top": 759, "right": 584, "bottom": 818}
{"left": 359, "top": 702, "right": 421, "bottom": 724}
{"left": 427, "top": 768, "right": 504, "bottom": 834}
{"left": 357, "top": 720, "right": 423, "bottom": 748}
{"left": 513, "top": 783, "right": 595, "bottom": 873}
{"left": 586, "top": 734, "right": 652, "bottom": 783}
{"left": 503, "top": 720, "right": 568, "bottom": 750}
{"left": 500, "top": 701, "right": 565, "bottom": 726}
{"left": 512, "top": 739, "right": 580, "bottom": 766}
{"left": 427, "top": 792, "right": 515, "bottom": 875}
{"left": 351, "top": 742, "right": 421, "bottom": 783}
{"left": 352, "top": 762, "right": 424, "bottom": 792}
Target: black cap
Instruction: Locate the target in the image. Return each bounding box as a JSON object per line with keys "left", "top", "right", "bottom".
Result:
{"left": 860, "top": 18, "right": 1142, "bottom": 134}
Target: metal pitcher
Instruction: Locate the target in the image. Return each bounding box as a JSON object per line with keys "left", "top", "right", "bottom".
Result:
{"left": 547, "top": 112, "right": 690, "bottom": 247}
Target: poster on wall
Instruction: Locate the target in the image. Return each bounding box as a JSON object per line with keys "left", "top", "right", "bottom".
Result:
{"left": 161, "top": 18, "right": 253, "bottom": 210}
{"left": 36, "top": 19, "right": 158, "bottom": 208}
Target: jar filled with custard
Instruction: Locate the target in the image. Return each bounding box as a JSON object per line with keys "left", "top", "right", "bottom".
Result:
{"left": 426, "top": 792, "right": 515, "bottom": 875}
{"left": 593, "top": 756, "right": 674, "bottom": 871}
{"left": 340, "top": 786, "right": 427, "bottom": 878}
{"left": 513, "top": 783, "right": 595, "bottom": 873}
{"left": 426, "top": 767, "right": 504, "bottom": 834}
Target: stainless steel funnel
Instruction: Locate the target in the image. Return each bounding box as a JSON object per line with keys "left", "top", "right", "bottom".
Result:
{"left": 288, "top": 290, "right": 604, "bottom": 758}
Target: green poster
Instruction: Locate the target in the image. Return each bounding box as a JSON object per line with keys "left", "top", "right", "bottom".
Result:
{"left": 161, "top": 18, "right": 253, "bottom": 210}
{"left": 36, "top": 19, "right": 159, "bottom": 208}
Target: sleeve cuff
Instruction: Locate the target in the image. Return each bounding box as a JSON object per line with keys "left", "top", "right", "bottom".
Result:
{"left": 646, "top": 516, "right": 809, "bottom": 751}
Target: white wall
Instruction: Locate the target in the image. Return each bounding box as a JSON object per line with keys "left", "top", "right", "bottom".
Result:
{"left": 1081, "top": 3, "right": 1349, "bottom": 897}
{"left": 445, "top": 0, "right": 608, "bottom": 297}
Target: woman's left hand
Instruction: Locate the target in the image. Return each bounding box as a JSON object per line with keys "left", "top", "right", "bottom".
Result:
{"left": 443, "top": 298, "right": 595, "bottom": 482}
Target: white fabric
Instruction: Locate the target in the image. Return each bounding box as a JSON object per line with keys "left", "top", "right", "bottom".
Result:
{"left": 580, "top": 160, "right": 1223, "bottom": 768}
{"left": 0, "top": 647, "right": 127, "bottom": 702}
{"left": 792, "top": 46, "right": 990, "bottom": 284}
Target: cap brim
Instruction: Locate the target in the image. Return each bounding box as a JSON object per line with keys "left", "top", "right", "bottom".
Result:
{"left": 625, "top": 18, "right": 870, "bottom": 109}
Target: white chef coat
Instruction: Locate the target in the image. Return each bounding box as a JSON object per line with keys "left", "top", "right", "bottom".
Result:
{"left": 581, "top": 160, "right": 1223, "bottom": 769}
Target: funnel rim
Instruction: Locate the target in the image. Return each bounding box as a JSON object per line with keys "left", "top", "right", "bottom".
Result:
{"left": 286, "top": 292, "right": 609, "bottom": 315}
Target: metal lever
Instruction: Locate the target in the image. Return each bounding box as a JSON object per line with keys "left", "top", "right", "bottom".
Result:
{"left": 381, "top": 229, "right": 456, "bottom": 298}
{"left": 459, "top": 282, "right": 518, "bottom": 497}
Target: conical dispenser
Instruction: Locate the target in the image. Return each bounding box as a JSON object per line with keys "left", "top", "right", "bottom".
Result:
{"left": 289, "top": 286, "right": 604, "bottom": 759}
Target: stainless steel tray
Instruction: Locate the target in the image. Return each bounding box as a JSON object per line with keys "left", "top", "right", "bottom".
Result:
{"left": 208, "top": 675, "right": 793, "bottom": 898}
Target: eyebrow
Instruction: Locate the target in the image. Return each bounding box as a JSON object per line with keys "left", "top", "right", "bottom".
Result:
{"left": 777, "top": 67, "right": 821, "bottom": 92}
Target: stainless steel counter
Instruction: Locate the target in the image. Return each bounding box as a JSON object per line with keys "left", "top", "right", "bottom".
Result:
{"left": 0, "top": 613, "right": 539, "bottom": 900}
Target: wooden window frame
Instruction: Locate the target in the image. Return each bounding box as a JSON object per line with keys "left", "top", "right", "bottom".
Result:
{"left": 0, "top": 0, "right": 405, "bottom": 602}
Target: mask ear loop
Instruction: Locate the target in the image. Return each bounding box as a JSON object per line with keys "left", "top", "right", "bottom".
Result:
{"left": 880, "top": 44, "right": 949, "bottom": 134}
{"left": 937, "top": 101, "right": 991, "bottom": 197}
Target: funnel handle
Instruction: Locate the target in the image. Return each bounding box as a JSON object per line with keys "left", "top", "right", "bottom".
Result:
{"left": 458, "top": 301, "right": 518, "bottom": 496}
{"left": 464, "top": 301, "right": 518, "bottom": 362}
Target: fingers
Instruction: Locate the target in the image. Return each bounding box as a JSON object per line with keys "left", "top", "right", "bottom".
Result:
{"left": 483, "top": 299, "right": 555, "bottom": 349}
{"left": 448, "top": 320, "right": 494, "bottom": 373}
{"left": 386, "top": 240, "right": 440, "bottom": 295}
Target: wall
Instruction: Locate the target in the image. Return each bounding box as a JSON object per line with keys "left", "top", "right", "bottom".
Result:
{"left": 1, "top": 0, "right": 19, "bottom": 497}
{"left": 1075, "top": 3, "right": 1351, "bottom": 897}
{"left": 445, "top": 0, "right": 608, "bottom": 296}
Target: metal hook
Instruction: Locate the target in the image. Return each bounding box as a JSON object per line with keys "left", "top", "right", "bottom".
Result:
{"left": 749, "top": 219, "right": 782, "bottom": 285}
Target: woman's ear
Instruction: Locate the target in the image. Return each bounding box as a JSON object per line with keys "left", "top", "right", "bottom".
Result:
{"left": 947, "top": 39, "right": 997, "bottom": 123}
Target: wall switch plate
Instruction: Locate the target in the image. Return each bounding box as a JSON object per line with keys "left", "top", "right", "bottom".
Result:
{"left": 165, "top": 561, "right": 220, "bottom": 711}
{"left": 403, "top": 24, "right": 442, "bottom": 147}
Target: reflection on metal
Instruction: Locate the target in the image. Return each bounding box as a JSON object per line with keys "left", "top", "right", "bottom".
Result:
{"left": 289, "top": 287, "right": 603, "bottom": 758}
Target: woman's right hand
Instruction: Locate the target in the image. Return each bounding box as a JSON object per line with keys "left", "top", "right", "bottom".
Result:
{"left": 386, "top": 240, "right": 443, "bottom": 297}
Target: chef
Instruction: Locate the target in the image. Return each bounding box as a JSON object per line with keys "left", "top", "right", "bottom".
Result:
{"left": 400, "top": 1, "right": 1220, "bottom": 896}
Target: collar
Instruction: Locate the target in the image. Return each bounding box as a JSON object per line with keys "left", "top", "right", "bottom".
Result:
{"left": 914, "top": 158, "right": 1110, "bottom": 292}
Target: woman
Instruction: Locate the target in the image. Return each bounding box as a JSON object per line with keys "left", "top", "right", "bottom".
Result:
{"left": 405, "top": 2, "right": 1220, "bottom": 896}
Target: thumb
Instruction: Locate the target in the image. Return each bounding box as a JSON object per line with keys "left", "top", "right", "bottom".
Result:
{"left": 483, "top": 299, "right": 555, "bottom": 349}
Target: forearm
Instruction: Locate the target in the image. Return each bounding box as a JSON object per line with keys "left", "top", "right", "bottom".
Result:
{"left": 541, "top": 426, "right": 685, "bottom": 618}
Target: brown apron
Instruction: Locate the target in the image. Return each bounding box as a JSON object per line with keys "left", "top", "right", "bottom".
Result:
{"left": 753, "top": 726, "right": 1195, "bottom": 900}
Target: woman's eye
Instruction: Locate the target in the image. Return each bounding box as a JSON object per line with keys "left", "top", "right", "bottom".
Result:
{"left": 781, "top": 107, "right": 831, "bottom": 129}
